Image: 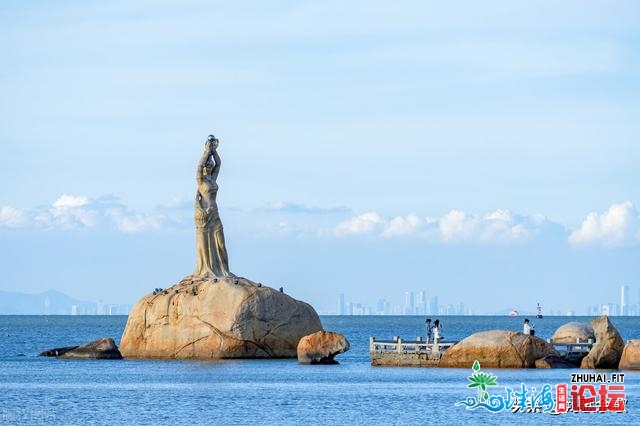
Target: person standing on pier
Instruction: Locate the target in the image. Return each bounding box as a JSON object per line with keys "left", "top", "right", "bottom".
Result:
{"left": 425, "top": 318, "right": 433, "bottom": 344}
{"left": 433, "top": 319, "right": 442, "bottom": 343}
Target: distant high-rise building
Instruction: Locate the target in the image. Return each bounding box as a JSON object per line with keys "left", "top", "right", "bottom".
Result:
{"left": 404, "top": 291, "right": 415, "bottom": 315}
{"left": 621, "top": 285, "right": 630, "bottom": 316}
{"left": 346, "top": 302, "right": 353, "bottom": 316}
{"left": 376, "top": 299, "right": 390, "bottom": 315}
{"left": 417, "top": 290, "right": 427, "bottom": 315}
{"left": 429, "top": 296, "right": 439, "bottom": 316}
{"left": 338, "top": 293, "right": 346, "bottom": 315}
{"left": 601, "top": 304, "right": 620, "bottom": 316}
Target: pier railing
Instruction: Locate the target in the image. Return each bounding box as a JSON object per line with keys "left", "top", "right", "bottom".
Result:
{"left": 369, "top": 336, "right": 457, "bottom": 354}
{"left": 370, "top": 336, "right": 595, "bottom": 367}
{"left": 548, "top": 339, "right": 594, "bottom": 358}
{"left": 370, "top": 337, "right": 594, "bottom": 357}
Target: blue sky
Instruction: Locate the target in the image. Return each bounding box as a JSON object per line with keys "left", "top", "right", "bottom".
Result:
{"left": 1, "top": 1, "right": 639, "bottom": 314}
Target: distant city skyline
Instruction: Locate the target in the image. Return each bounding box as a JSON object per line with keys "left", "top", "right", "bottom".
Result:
{"left": 1, "top": 284, "right": 637, "bottom": 317}
{"left": 0, "top": 289, "right": 130, "bottom": 315}
{"left": 334, "top": 284, "right": 639, "bottom": 316}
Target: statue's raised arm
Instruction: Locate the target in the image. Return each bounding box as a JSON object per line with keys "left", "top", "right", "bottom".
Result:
{"left": 196, "top": 135, "right": 219, "bottom": 184}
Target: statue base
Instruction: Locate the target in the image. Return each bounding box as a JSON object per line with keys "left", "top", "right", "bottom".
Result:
{"left": 120, "top": 276, "right": 323, "bottom": 359}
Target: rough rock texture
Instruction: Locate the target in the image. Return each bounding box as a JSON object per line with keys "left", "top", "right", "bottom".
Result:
{"left": 120, "top": 276, "right": 323, "bottom": 359}
{"left": 40, "top": 338, "right": 122, "bottom": 359}
{"left": 550, "top": 322, "right": 595, "bottom": 344}
{"left": 619, "top": 339, "right": 640, "bottom": 370}
{"left": 534, "top": 355, "right": 576, "bottom": 369}
{"left": 438, "top": 330, "right": 559, "bottom": 368}
{"left": 580, "top": 316, "right": 624, "bottom": 369}
{"left": 297, "top": 331, "right": 350, "bottom": 364}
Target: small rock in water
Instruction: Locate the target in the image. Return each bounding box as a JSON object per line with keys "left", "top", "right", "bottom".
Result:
{"left": 40, "top": 338, "right": 122, "bottom": 360}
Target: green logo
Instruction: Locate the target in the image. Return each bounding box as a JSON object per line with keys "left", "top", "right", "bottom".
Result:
{"left": 466, "top": 360, "right": 499, "bottom": 402}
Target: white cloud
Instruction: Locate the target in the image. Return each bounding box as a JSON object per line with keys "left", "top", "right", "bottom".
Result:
{"left": 7, "top": 196, "right": 638, "bottom": 250}
{"left": 104, "top": 206, "right": 168, "bottom": 233}
{"left": 0, "top": 194, "right": 177, "bottom": 233}
{"left": 117, "top": 215, "right": 163, "bottom": 233}
{"left": 335, "top": 208, "right": 544, "bottom": 244}
{"left": 439, "top": 210, "right": 479, "bottom": 242}
{"left": 52, "top": 194, "right": 90, "bottom": 209}
{"left": 569, "top": 201, "right": 640, "bottom": 247}
{"left": 334, "top": 212, "right": 383, "bottom": 236}
{"left": 381, "top": 214, "right": 422, "bottom": 238}
{"left": 0, "top": 206, "right": 27, "bottom": 227}
{"left": 481, "top": 209, "right": 530, "bottom": 242}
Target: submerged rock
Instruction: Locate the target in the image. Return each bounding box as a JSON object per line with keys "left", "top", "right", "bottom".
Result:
{"left": 580, "top": 316, "right": 624, "bottom": 369}
{"left": 438, "top": 330, "right": 559, "bottom": 368}
{"left": 120, "top": 276, "right": 323, "bottom": 359}
{"left": 297, "top": 331, "right": 350, "bottom": 364}
{"left": 40, "top": 338, "right": 122, "bottom": 359}
{"left": 619, "top": 339, "right": 640, "bottom": 370}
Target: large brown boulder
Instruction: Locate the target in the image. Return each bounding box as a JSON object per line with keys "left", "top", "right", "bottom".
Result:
{"left": 551, "top": 322, "right": 594, "bottom": 344}
{"left": 619, "top": 339, "right": 640, "bottom": 370}
{"left": 40, "top": 338, "right": 122, "bottom": 359}
{"left": 297, "top": 331, "right": 350, "bottom": 364}
{"left": 120, "top": 276, "right": 323, "bottom": 359}
{"left": 439, "top": 330, "right": 559, "bottom": 368}
{"left": 580, "top": 316, "right": 624, "bottom": 369}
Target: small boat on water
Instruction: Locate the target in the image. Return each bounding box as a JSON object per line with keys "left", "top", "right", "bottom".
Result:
{"left": 536, "top": 302, "right": 543, "bottom": 319}
{"left": 508, "top": 310, "right": 519, "bottom": 316}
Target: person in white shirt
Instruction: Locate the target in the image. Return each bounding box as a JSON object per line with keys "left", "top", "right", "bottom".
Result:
{"left": 433, "top": 319, "right": 442, "bottom": 343}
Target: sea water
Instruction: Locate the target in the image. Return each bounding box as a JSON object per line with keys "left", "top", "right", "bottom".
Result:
{"left": 1, "top": 315, "right": 638, "bottom": 425}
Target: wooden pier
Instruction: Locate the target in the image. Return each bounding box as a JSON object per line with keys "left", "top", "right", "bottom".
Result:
{"left": 369, "top": 336, "right": 458, "bottom": 367}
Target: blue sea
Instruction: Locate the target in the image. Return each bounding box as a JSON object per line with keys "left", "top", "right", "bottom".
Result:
{"left": 1, "top": 315, "right": 639, "bottom": 425}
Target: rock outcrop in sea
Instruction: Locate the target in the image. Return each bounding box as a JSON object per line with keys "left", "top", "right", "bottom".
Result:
{"left": 438, "top": 330, "right": 559, "bottom": 368}
{"left": 580, "top": 316, "right": 624, "bottom": 369}
{"left": 619, "top": 339, "right": 640, "bottom": 370}
{"left": 550, "top": 322, "right": 595, "bottom": 344}
{"left": 297, "top": 331, "right": 350, "bottom": 364}
{"left": 120, "top": 276, "right": 323, "bottom": 359}
{"left": 40, "top": 337, "right": 122, "bottom": 359}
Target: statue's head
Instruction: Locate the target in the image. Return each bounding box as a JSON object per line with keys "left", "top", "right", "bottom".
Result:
{"left": 207, "top": 134, "right": 216, "bottom": 142}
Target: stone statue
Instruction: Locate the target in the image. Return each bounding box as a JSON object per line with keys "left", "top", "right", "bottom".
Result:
{"left": 193, "top": 135, "right": 232, "bottom": 278}
{"left": 120, "top": 134, "right": 324, "bottom": 360}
